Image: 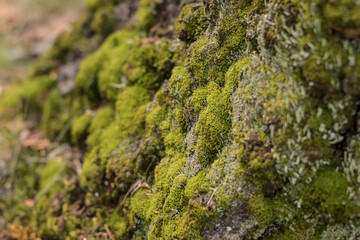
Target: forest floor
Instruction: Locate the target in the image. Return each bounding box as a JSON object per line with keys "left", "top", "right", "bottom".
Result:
{"left": 0, "top": 0, "right": 84, "bottom": 238}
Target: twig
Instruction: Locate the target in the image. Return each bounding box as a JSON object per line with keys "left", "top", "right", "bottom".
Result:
{"left": 120, "top": 180, "right": 142, "bottom": 206}
{"left": 207, "top": 187, "right": 218, "bottom": 207}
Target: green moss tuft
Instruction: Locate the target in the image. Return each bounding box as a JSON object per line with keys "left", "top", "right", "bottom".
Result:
{"left": 91, "top": 6, "right": 116, "bottom": 37}
{"left": 175, "top": 4, "right": 208, "bottom": 43}
{"left": 87, "top": 106, "right": 114, "bottom": 147}
{"left": 301, "top": 168, "right": 358, "bottom": 222}
{"left": 135, "top": 0, "right": 157, "bottom": 32}
{"left": 195, "top": 81, "right": 231, "bottom": 165}
{"left": 323, "top": 0, "right": 360, "bottom": 32}
{"left": 71, "top": 113, "right": 92, "bottom": 144}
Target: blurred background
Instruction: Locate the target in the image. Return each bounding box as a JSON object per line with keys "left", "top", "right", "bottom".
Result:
{"left": 0, "top": 0, "right": 84, "bottom": 85}
{"left": 0, "top": 0, "right": 84, "bottom": 237}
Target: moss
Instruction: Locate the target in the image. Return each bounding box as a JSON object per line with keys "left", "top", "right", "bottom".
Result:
{"left": 86, "top": 0, "right": 104, "bottom": 11}
{"left": 171, "top": 192, "right": 214, "bottom": 240}
{"left": 115, "top": 85, "right": 150, "bottom": 133}
{"left": 80, "top": 147, "right": 103, "bottom": 190}
{"left": 0, "top": 76, "right": 55, "bottom": 117}
{"left": 195, "top": 81, "right": 232, "bottom": 165}
{"left": 184, "top": 170, "right": 210, "bottom": 199}
{"left": 41, "top": 92, "right": 82, "bottom": 140}
{"left": 131, "top": 189, "right": 152, "bottom": 220}
{"left": 39, "top": 160, "right": 64, "bottom": 191}
{"left": 168, "top": 66, "right": 193, "bottom": 105}
{"left": 41, "top": 92, "right": 63, "bottom": 139}
{"left": 146, "top": 105, "right": 166, "bottom": 132}
{"left": 71, "top": 113, "right": 92, "bottom": 145}
{"left": 32, "top": 195, "right": 59, "bottom": 237}
{"left": 108, "top": 210, "right": 128, "bottom": 238}
{"left": 145, "top": 191, "right": 166, "bottom": 222}
{"left": 86, "top": 0, "right": 121, "bottom": 11}
{"left": 78, "top": 31, "right": 169, "bottom": 101}
{"left": 122, "top": 42, "right": 159, "bottom": 91}
{"left": 155, "top": 155, "right": 186, "bottom": 192}
{"left": 247, "top": 191, "right": 274, "bottom": 230}
{"left": 186, "top": 1, "right": 252, "bottom": 86}
{"left": 323, "top": 0, "right": 360, "bottom": 31}
{"left": 5, "top": 0, "right": 360, "bottom": 238}
{"left": 135, "top": 0, "right": 157, "bottom": 32}
{"left": 91, "top": 5, "right": 116, "bottom": 37}
{"left": 301, "top": 168, "right": 358, "bottom": 222}
{"left": 86, "top": 106, "right": 114, "bottom": 148}
{"left": 163, "top": 175, "right": 188, "bottom": 212}
{"left": 43, "top": 30, "right": 78, "bottom": 61}
{"left": 156, "top": 40, "right": 175, "bottom": 75}
{"left": 175, "top": 4, "right": 208, "bottom": 43}
{"left": 190, "top": 86, "right": 207, "bottom": 113}
{"left": 163, "top": 124, "right": 186, "bottom": 152}
{"left": 149, "top": 169, "right": 212, "bottom": 239}
{"left": 186, "top": 37, "right": 209, "bottom": 86}
{"left": 75, "top": 29, "right": 138, "bottom": 100}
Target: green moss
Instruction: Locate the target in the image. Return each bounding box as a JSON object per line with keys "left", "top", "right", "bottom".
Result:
{"left": 32, "top": 195, "right": 59, "bottom": 237}
{"left": 108, "top": 210, "right": 128, "bottom": 238}
{"left": 115, "top": 85, "right": 150, "bottom": 132}
{"left": 131, "top": 189, "right": 152, "bottom": 220}
{"left": 224, "top": 56, "right": 252, "bottom": 92}
{"left": 323, "top": 0, "right": 360, "bottom": 30}
{"left": 190, "top": 86, "right": 207, "bottom": 113}
{"left": 75, "top": 29, "right": 138, "bottom": 100}
{"left": 175, "top": 4, "right": 208, "bottom": 43}
{"left": 171, "top": 192, "right": 214, "bottom": 240}
{"left": 168, "top": 66, "right": 193, "bottom": 105}
{"left": 146, "top": 105, "right": 166, "bottom": 132}
{"left": 41, "top": 92, "right": 82, "bottom": 140}
{"left": 71, "top": 113, "right": 92, "bottom": 144}
{"left": 87, "top": 106, "right": 114, "bottom": 147}
{"left": 145, "top": 191, "right": 165, "bottom": 222}
{"left": 163, "top": 124, "right": 186, "bottom": 152}
{"left": 77, "top": 31, "right": 170, "bottom": 101}
{"left": 163, "top": 175, "right": 188, "bottom": 212}
{"left": 43, "top": 31, "right": 78, "bottom": 60}
{"left": 86, "top": 0, "right": 104, "bottom": 11}
{"left": 80, "top": 147, "right": 103, "bottom": 190}
{"left": 149, "top": 169, "right": 211, "bottom": 239}
{"left": 86, "top": 0, "right": 121, "bottom": 11}
{"left": 301, "top": 168, "right": 358, "bottom": 222}
{"left": 156, "top": 40, "right": 174, "bottom": 75}
{"left": 186, "top": 37, "right": 209, "bottom": 86}
{"left": 6, "top": 0, "right": 360, "bottom": 238}
{"left": 247, "top": 192, "right": 274, "bottom": 230}
{"left": 122, "top": 42, "right": 159, "bottom": 91}
{"left": 184, "top": 170, "right": 210, "bottom": 199}
{"left": 195, "top": 81, "right": 231, "bottom": 165}
{"left": 186, "top": 1, "right": 252, "bottom": 86}
{"left": 39, "top": 160, "right": 63, "bottom": 191}
{"left": 155, "top": 155, "right": 186, "bottom": 192}
{"left": 91, "top": 6, "right": 116, "bottom": 37}
{"left": 135, "top": 0, "right": 157, "bottom": 32}
{"left": 0, "top": 76, "right": 55, "bottom": 116}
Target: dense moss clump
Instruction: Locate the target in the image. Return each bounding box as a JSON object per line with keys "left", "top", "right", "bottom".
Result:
{"left": 1, "top": 0, "right": 360, "bottom": 239}
{"left": 175, "top": 3, "right": 208, "bottom": 43}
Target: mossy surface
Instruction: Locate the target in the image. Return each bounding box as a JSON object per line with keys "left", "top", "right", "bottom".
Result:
{"left": 2, "top": 0, "right": 360, "bottom": 239}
